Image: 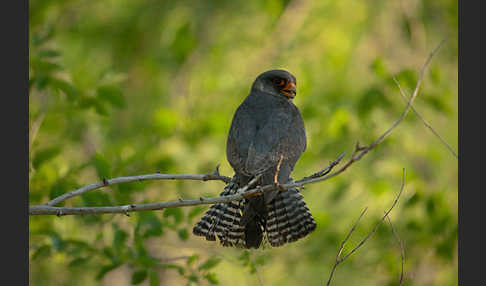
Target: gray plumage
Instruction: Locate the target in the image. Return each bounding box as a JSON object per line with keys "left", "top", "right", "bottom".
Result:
{"left": 193, "top": 70, "right": 316, "bottom": 248}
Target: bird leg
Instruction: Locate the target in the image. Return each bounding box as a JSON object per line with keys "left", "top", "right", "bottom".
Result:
{"left": 273, "top": 155, "right": 286, "bottom": 190}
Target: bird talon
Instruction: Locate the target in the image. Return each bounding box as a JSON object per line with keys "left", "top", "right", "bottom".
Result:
{"left": 257, "top": 186, "right": 265, "bottom": 195}
{"left": 274, "top": 182, "right": 285, "bottom": 190}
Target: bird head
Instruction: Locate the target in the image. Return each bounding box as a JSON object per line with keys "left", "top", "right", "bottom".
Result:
{"left": 251, "top": 69, "right": 297, "bottom": 100}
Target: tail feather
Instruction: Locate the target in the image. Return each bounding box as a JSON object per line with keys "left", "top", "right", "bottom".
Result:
{"left": 192, "top": 178, "right": 247, "bottom": 248}
{"left": 266, "top": 188, "right": 316, "bottom": 247}
{"left": 193, "top": 177, "right": 316, "bottom": 248}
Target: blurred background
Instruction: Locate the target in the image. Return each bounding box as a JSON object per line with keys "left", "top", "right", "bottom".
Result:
{"left": 29, "top": 0, "right": 457, "bottom": 285}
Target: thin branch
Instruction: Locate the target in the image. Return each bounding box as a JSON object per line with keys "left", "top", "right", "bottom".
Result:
{"left": 326, "top": 168, "right": 406, "bottom": 286}
{"left": 296, "top": 151, "right": 346, "bottom": 183}
{"left": 327, "top": 207, "right": 368, "bottom": 286}
{"left": 29, "top": 112, "right": 45, "bottom": 151}
{"left": 29, "top": 153, "right": 345, "bottom": 216}
{"left": 45, "top": 165, "right": 232, "bottom": 206}
{"left": 393, "top": 77, "right": 458, "bottom": 158}
{"left": 386, "top": 215, "right": 405, "bottom": 286}
{"left": 29, "top": 92, "right": 48, "bottom": 152}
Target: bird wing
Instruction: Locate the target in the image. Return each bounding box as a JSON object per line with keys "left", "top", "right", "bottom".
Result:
{"left": 245, "top": 105, "right": 306, "bottom": 176}
{"left": 226, "top": 102, "right": 257, "bottom": 176}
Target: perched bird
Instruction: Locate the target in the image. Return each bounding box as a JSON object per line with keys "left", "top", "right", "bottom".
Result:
{"left": 193, "top": 69, "right": 316, "bottom": 248}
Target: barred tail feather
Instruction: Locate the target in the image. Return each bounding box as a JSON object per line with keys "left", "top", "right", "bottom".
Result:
{"left": 192, "top": 178, "right": 247, "bottom": 248}
{"left": 193, "top": 177, "right": 316, "bottom": 248}
{"left": 266, "top": 188, "right": 316, "bottom": 247}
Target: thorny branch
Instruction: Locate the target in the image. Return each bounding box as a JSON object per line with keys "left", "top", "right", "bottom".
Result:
{"left": 29, "top": 40, "right": 444, "bottom": 217}
{"left": 326, "top": 168, "right": 406, "bottom": 286}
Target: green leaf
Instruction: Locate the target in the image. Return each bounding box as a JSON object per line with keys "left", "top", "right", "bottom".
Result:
{"left": 38, "top": 49, "right": 61, "bottom": 58}
{"left": 163, "top": 208, "right": 184, "bottom": 225}
{"left": 113, "top": 225, "right": 128, "bottom": 250}
{"left": 187, "top": 274, "right": 199, "bottom": 283}
{"left": 68, "top": 257, "right": 91, "bottom": 268}
{"left": 31, "top": 58, "right": 62, "bottom": 74}
{"left": 162, "top": 264, "right": 185, "bottom": 275}
{"left": 64, "top": 239, "right": 95, "bottom": 255}
{"left": 48, "top": 180, "right": 72, "bottom": 207}
{"left": 135, "top": 212, "right": 163, "bottom": 239}
{"left": 97, "top": 85, "right": 126, "bottom": 108}
{"left": 370, "top": 57, "right": 388, "bottom": 80}
{"left": 81, "top": 191, "right": 112, "bottom": 207}
{"left": 198, "top": 257, "right": 221, "bottom": 271}
{"left": 435, "top": 226, "right": 457, "bottom": 261}
{"left": 170, "top": 22, "right": 197, "bottom": 64}
{"left": 92, "top": 153, "right": 111, "bottom": 180}
{"left": 94, "top": 100, "right": 109, "bottom": 116}
{"left": 356, "top": 86, "right": 391, "bottom": 118}
{"left": 102, "top": 247, "right": 115, "bottom": 260}
{"left": 131, "top": 269, "right": 148, "bottom": 285}
{"left": 153, "top": 108, "right": 178, "bottom": 136}
{"left": 33, "top": 146, "right": 61, "bottom": 169}
{"left": 187, "top": 206, "right": 205, "bottom": 222}
{"left": 430, "top": 65, "right": 441, "bottom": 85}
{"left": 187, "top": 254, "right": 199, "bottom": 265}
{"left": 177, "top": 228, "right": 189, "bottom": 241}
{"left": 49, "top": 232, "right": 65, "bottom": 251}
{"left": 401, "top": 15, "right": 412, "bottom": 43}
{"left": 204, "top": 272, "right": 219, "bottom": 285}
{"left": 394, "top": 69, "right": 418, "bottom": 91}
{"left": 405, "top": 192, "right": 421, "bottom": 208}
{"left": 78, "top": 96, "right": 109, "bottom": 116}
{"left": 422, "top": 94, "right": 453, "bottom": 115}
{"left": 32, "top": 245, "right": 52, "bottom": 260}
{"left": 50, "top": 78, "right": 79, "bottom": 101}
{"left": 149, "top": 269, "right": 160, "bottom": 286}
{"left": 32, "top": 75, "right": 50, "bottom": 90}
{"left": 31, "top": 27, "right": 55, "bottom": 46}
{"left": 96, "top": 263, "right": 121, "bottom": 280}
{"left": 238, "top": 250, "right": 250, "bottom": 266}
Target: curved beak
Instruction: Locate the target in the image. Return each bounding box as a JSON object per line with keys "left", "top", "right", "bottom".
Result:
{"left": 281, "top": 82, "right": 296, "bottom": 99}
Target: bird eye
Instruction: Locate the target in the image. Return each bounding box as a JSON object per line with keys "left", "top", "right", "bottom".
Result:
{"left": 273, "top": 78, "right": 285, "bottom": 86}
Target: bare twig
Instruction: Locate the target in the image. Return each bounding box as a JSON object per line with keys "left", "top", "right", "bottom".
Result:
{"left": 29, "top": 112, "right": 45, "bottom": 151}
{"left": 393, "top": 77, "right": 458, "bottom": 158}
{"left": 327, "top": 207, "right": 368, "bottom": 286}
{"left": 45, "top": 166, "right": 232, "bottom": 206}
{"left": 386, "top": 215, "right": 405, "bottom": 286}
{"left": 296, "top": 151, "right": 346, "bottom": 183}
{"left": 326, "top": 168, "right": 406, "bottom": 286}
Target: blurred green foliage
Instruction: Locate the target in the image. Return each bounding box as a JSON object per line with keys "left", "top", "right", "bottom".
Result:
{"left": 29, "top": 0, "right": 457, "bottom": 285}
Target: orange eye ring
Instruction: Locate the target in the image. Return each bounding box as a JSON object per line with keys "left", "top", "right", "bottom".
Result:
{"left": 273, "top": 78, "right": 285, "bottom": 86}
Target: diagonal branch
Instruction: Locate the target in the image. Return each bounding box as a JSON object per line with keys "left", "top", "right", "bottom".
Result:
{"left": 326, "top": 168, "right": 406, "bottom": 286}
{"left": 386, "top": 215, "right": 405, "bottom": 286}
{"left": 393, "top": 77, "right": 458, "bottom": 158}
{"left": 327, "top": 207, "right": 368, "bottom": 286}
